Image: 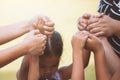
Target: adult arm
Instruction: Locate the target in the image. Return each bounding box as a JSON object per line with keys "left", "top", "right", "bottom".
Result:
{"left": 0, "top": 20, "right": 31, "bottom": 45}
{"left": 0, "top": 15, "right": 54, "bottom": 45}
{"left": 0, "top": 30, "right": 46, "bottom": 67}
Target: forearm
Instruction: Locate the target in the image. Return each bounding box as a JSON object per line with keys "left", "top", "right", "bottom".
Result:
{"left": 71, "top": 50, "right": 84, "bottom": 80}
{"left": 0, "top": 42, "right": 28, "bottom": 68}
{"left": 0, "top": 20, "right": 31, "bottom": 45}
{"left": 94, "top": 50, "right": 110, "bottom": 80}
{"left": 17, "top": 56, "right": 29, "bottom": 80}
{"left": 28, "top": 55, "right": 39, "bottom": 80}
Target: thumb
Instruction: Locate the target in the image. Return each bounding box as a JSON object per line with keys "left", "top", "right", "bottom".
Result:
{"left": 33, "top": 29, "right": 41, "bottom": 35}
{"left": 95, "top": 13, "right": 104, "bottom": 18}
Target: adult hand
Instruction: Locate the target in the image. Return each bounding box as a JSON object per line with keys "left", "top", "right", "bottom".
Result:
{"left": 87, "top": 14, "right": 119, "bottom": 37}
{"left": 29, "top": 14, "right": 55, "bottom": 38}
{"left": 77, "top": 13, "right": 92, "bottom": 31}
{"left": 22, "top": 30, "right": 47, "bottom": 55}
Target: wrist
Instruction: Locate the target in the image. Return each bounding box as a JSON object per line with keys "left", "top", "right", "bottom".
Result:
{"left": 113, "top": 20, "right": 120, "bottom": 36}
{"left": 23, "top": 19, "right": 35, "bottom": 32}
{"left": 18, "top": 41, "right": 30, "bottom": 55}
{"left": 94, "top": 46, "right": 104, "bottom": 55}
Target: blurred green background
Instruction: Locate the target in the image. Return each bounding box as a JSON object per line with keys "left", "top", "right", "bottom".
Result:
{"left": 0, "top": 0, "right": 99, "bottom": 80}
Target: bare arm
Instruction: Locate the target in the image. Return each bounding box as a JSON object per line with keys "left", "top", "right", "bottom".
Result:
{"left": 17, "top": 56, "right": 29, "bottom": 80}
{"left": 86, "top": 34, "right": 110, "bottom": 80}
{"left": 71, "top": 50, "right": 84, "bottom": 80}
{"left": 0, "top": 42, "right": 28, "bottom": 68}
{"left": 0, "top": 15, "right": 54, "bottom": 45}
{"left": 0, "top": 30, "right": 46, "bottom": 68}
{"left": 28, "top": 55, "right": 40, "bottom": 80}
{"left": 71, "top": 31, "right": 89, "bottom": 80}
{"left": 94, "top": 48, "right": 110, "bottom": 80}
{"left": 58, "top": 64, "right": 72, "bottom": 80}
{"left": 0, "top": 20, "right": 33, "bottom": 45}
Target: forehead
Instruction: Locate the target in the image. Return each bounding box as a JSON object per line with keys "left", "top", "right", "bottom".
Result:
{"left": 39, "top": 55, "right": 60, "bottom": 66}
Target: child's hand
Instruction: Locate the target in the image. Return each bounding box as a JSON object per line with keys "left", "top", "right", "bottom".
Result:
{"left": 72, "top": 31, "right": 89, "bottom": 51}
{"left": 29, "top": 14, "right": 54, "bottom": 38}
{"left": 86, "top": 33, "right": 103, "bottom": 53}
{"left": 22, "top": 30, "right": 47, "bottom": 55}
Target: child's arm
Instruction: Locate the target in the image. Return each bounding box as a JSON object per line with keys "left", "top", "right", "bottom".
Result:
{"left": 71, "top": 31, "right": 89, "bottom": 80}
{"left": 17, "top": 55, "right": 40, "bottom": 80}
{"left": 17, "top": 56, "right": 29, "bottom": 80}
{"left": 94, "top": 47, "right": 110, "bottom": 80}
{"left": 72, "top": 49, "right": 84, "bottom": 80}
{"left": 58, "top": 64, "right": 72, "bottom": 80}
{"left": 86, "top": 34, "right": 110, "bottom": 80}
{"left": 28, "top": 55, "right": 40, "bottom": 80}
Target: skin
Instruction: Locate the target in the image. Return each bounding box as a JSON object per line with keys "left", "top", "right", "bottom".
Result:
{"left": 28, "top": 54, "right": 60, "bottom": 80}
{"left": 71, "top": 31, "right": 89, "bottom": 80}
{"left": 71, "top": 31, "right": 110, "bottom": 80}
{"left": 77, "top": 13, "right": 120, "bottom": 79}
{"left": 0, "top": 30, "right": 47, "bottom": 68}
{"left": 0, "top": 14, "right": 54, "bottom": 68}
{"left": 17, "top": 31, "right": 72, "bottom": 80}
{"left": 17, "top": 53, "right": 72, "bottom": 80}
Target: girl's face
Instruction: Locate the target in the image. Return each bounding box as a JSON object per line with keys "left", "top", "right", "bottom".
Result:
{"left": 39, "top": 55, "right": 60, "bottom": 79}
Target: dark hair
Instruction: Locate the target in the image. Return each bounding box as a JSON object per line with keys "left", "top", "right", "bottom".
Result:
{"left": 43, "top": 31, "right": 63, "bottom": 57}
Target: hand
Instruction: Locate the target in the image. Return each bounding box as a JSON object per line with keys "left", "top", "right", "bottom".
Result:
{"left": 87, "top": 14, "right": 118, "bottom": 37}
{"left": 29, "top": 14, "right": 55, "bottom": 38}
{"left": 77, "top": 13, "right": 92, "bottom": 31}
{"left": 86, "top": 33, "right": 103, "bottom": 53}
{"left": 22, "top": 30, "right": 47, "bottom": 55}
{"left": 72, "top": 31, "right": 89, "bottom": 51}
{"left": 77, "top": 13, "right": 103, "bottom": 31}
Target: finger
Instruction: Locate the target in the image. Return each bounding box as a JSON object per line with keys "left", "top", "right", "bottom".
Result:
{"left": 43, "top": 26, "right": 54, "bottom": 32}
{"left": 36, "top": 34, "right": 47, "bottom": 41}
{"left": 37, "top": 19, "right": 45, "bottom": 34}
{"left": 88, "top": 33, "right": 95, "bottom": 39}
{"left": 44, "top": 31, "right": 54, "bottom": 38}
{"left": 88, "top": 18, "right": 98, "bottom": 25}
{"left": 82, "top": 13, "right": 92, "bottom": 19}
{"left": 86, "top": 22, "right": 98, "bottom": 31}
{"left": 77, "top": 24, "right": 85, "bottom": 31}
{"left": 45, "top": 21, "right": 55, "bottom": 27}
{"left": 33, "top": 29, "right": 40, "bottom": 35}
{"left": 78, "top": 19, "right": 88, "bottom": 29}
{"left": 94, "top": 31, "right": 104, "bottom": 37}
{"left": 95, "top": 13, "right": 104, "bottom": 18}
{"left": 90, "top": 27, "right": 101, "bottom": 34}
